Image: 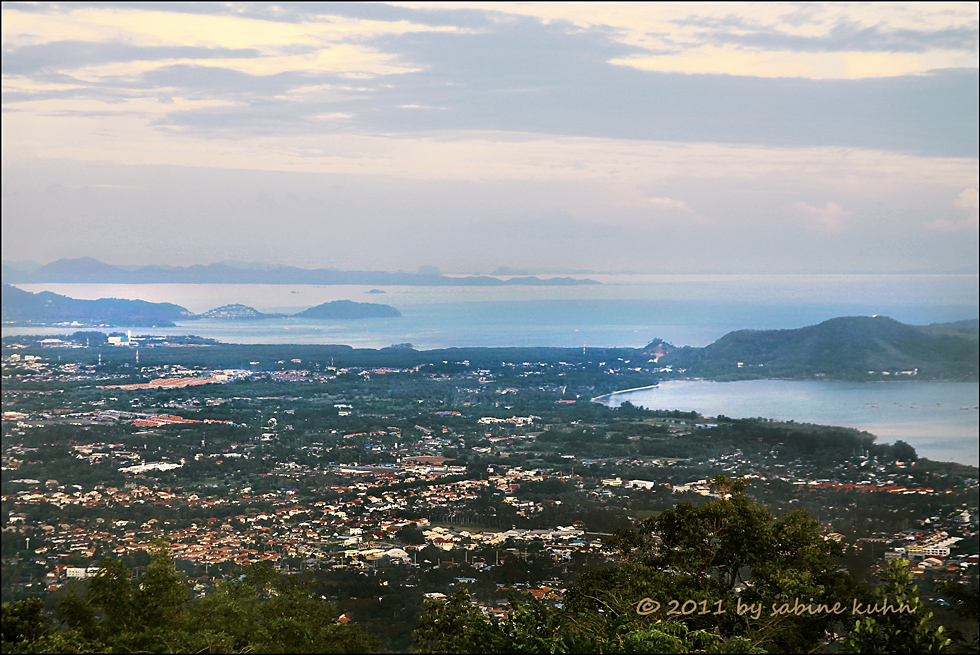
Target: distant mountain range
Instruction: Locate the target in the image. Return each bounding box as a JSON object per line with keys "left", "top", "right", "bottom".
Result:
{"left": 1, "top": 285, "right": 401, "bottom": 326}
{"left": 0, "top": 257, "right": 597, "bottom": 287}
{"left": 651, "top": 316, "right": 979, "bottom": 381}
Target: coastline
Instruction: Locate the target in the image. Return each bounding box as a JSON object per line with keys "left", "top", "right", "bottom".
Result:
{"left": 590, "top": 378, "right": 979, "bottom": 466}
{"left": 592, "top": 383, "right": 660, "bottom": 402}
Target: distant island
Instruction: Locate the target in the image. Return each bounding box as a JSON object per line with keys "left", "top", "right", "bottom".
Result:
{"left": 294, "top": 300, "right": 401, "bottom": 319}
{"left": 1, "top": 285, "right": 401, "bottom": 326}
{"left": 196, "top": 304, "right": 279, "bottom": 320}
{"left": 1, "top": 257, "right": 597, "bottom": 287}
{"left": 3, "top": 288, "right": 976, "bottom": 381}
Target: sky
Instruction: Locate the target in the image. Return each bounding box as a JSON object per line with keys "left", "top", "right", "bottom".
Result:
{"left": 2, "top": 1, "right": 978, "bottom": 274}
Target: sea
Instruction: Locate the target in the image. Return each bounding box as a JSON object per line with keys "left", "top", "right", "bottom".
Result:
{"left": 3, "top": 273, "right": 978, "bottom": 464}
{"left": 598, "top": 380, "right": 979, "bottom": 466}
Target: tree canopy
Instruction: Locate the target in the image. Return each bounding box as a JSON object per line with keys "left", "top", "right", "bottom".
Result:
{"left": 413, "top": 476, "right": 953, "bottom": 654}
{"left": 2, "top": 539, "right": 377, "bottom": 654}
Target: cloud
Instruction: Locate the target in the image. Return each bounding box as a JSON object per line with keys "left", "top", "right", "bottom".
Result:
{"left": 609, "top": 48, "right": 970, "bottom": 80}
{"left": 953, "top": 187, "right": 980, "bottom": 213}
{"left": 401, "top": 2, "right": 979, "bottom": 78}
{"left": 1, "top": 3, "right": 977, "bottom": 274}
{"left": 678, "top": 16, "right": 979, "bottom": 54}
{"left": 1, "top": 5, "right": 458, "bottom": 85}
{"left": 1, "top": 40, "right": 263, "bottom": 76}
{"left": 792, "top": 201, "right": 851, "bottom": 232}
{"left": 3, "top": 4, "right": 977, "bottom": 156}
{"left": 925, "top": 188, "right": 980, "bottom": 232}
{"left": 647, "top": 196, "right": 692, "bottom": 212}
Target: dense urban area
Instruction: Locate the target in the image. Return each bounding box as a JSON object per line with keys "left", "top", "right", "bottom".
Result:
{"left": 2, "top": 331, "right": 978, "bottom": 652}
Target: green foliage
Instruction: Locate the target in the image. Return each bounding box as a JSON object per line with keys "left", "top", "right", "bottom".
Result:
{"left": 416, "top": 591, "right": 576, "bottom": 653}
{"left": 840, "top": 558, "right": 952, "bottom": 654}
{"left": 397, "top": 523, "right": 426, "bottom": 545}
{"left": 7, "top": 544, "right": 377, "bottom": 654}
{"left": 414, "top": 481, "right": 869, "bottom": 653}
{"left": 2, "top": 598, "right": 50, "bottom": 644}
{"left": 564, "top": 478, "right": 860, "bottom": 653}
{"left": 614, "top": 621, "right": 762, "bottom": 654}
{"left": 193, "top": 563, "right": 378, "bottom": 654}
{"left": 414, "top": 479, "right": 956, "bottom": 654}
{"left": 415, "top": 590, "right": 492, "bottom": 653}
{"left": 934, "top": 581, "right": 980, "bottom": 623}
{"left": 414, "top": 590, "right": 764, "bottom": 654}
{"left": 933, "top": 581, "right": 980, "bottom": 653}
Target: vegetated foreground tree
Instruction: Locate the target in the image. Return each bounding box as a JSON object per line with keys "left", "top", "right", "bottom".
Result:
{"left": 414, "top": 476, "right": 952, "bottom": 654}
{"left": 933, "top": 580, "right": 980, "bottom": 653}
{"left": 415, "top": 589, "right": 760, "bottom": 653}
{"left": 840, "top": 558, "right": 952, "bottom": 654}
{"left": 2, "top": 598, "right": 49, "bottom": 645}
{"left": 2, "top": 539, "right": 377, "bottom": 654}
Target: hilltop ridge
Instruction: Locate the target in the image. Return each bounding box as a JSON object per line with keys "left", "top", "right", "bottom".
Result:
{"left": 657, "top": 315, "right": 978, "bottom": 381}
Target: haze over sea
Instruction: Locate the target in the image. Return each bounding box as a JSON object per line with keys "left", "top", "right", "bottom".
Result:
{"left": 6, "top": 273, "right": 978, "bottom": 348}
{"left": 5, "top": 274, "right": 977, "bottom": 465}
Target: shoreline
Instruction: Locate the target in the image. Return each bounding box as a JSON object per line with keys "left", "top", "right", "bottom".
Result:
{"left": 590, "top": 379, "right": 979, "bottom": 466}
{"left": 592, "top": 383, "right": 661, "bottom": 403}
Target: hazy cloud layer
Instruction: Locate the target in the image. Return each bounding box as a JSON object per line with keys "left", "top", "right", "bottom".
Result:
{"left": 2, "top": 2, "right": 978, "bottom": 273}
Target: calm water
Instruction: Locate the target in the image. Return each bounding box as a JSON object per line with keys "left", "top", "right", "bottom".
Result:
{"left": 4, "top": 277, "right": 977, "bottom": 464}
{"left": 599, "top": 380, "right": 980, "bottom": 466}
{"left": 5, "top": 274, "right": 978, "bottom": 348}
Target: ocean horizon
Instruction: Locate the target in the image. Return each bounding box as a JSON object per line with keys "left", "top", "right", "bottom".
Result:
{"left": 5, "top": 274, "right": 978, "bottom": 349}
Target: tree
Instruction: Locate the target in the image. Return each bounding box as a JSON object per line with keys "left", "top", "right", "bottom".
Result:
{"left": 2, "top": 598, "right": 49, "bottom": 645}
{"left": 415, "top": 591, "right": 574, "bottom": 653}
{"left": 934, "top": 581, "right": 980, "bottom": 653}
{"left": 138, "top": 539, "right": 190, "bottom": 631}
{"left": 397, "top": 523, "right": 426, "bottom": 546}
{"left": 840, "top": 558, "right": 951, "bottom": 654}
{"left": 566, "top": 476, "right": 862, "bottom": 653}
{"left": 12, "top": 545, "right": 377, "bottom": 653}
{"left": 415, "top": 590, "right": 494, "bottom": 653}
{"left": 84, "top": 556, "right": 136, "bottom": 638}
{"left": 891, "top": 439, "right": 919, "bottom": 463}
{"left": 414, "top": 590, "right": 761, "bottom": 654}
{"left": 414, "top": 478, "right": 862, "bottom": 653}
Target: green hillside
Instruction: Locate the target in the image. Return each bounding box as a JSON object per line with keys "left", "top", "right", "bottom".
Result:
{"left": 1, "top": 284, "right": 191, "bottom": 327}
{"left": 661, "top": 316, "right": 978, "bottom": 381}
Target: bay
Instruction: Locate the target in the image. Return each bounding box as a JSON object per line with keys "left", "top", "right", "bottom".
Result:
{"left": 4, "top": 273, "right": 978, "bottom": 348}
{"left": 3, "top": 276, "right": 977, "bottom": 465}
{"left": 598, "top": 380, "right": 980, "bottom": 466}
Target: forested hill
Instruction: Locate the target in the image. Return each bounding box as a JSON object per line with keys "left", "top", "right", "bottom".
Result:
{"left": 0, "top": 284, "right": 192, "bottom": 327}
{"left": 659, "top": 316, "right": 979, "bottom": 381}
